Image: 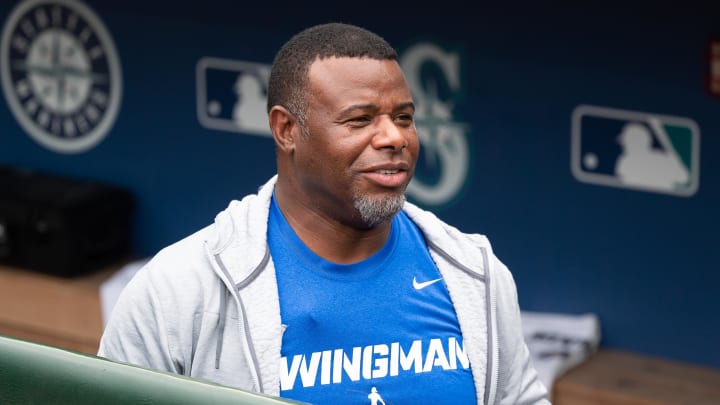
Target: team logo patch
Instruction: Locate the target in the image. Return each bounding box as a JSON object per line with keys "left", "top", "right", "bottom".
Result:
{"left": 1, "top": 0, "right": 122, "bottom": 153}
{"left": 196, "top": 57, "right": 271, "bottom": 137}
{"left": 571, "top": 105, "right": 700, "bottom": 197}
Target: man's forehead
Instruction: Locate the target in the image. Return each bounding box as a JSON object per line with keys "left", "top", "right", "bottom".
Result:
{"left": 306, "top": 57, "right": 411, "bottom": 104}
{"left": 307, "top": 57, "right": 405, "bottom": 83}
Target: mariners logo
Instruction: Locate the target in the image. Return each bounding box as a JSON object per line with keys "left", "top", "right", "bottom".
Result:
{"left": 400, "top": 43, "right": 470, "bottom": 207}
{"left": 571, "top": 105, "right": 700, "bottom": 197}
{"left": 1, "top": 0, "right": 122, "bottom": 153}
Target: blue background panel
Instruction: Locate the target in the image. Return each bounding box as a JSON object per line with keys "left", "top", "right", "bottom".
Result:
{"left": 1, "top": 0, "right": 719, "bottom": 368}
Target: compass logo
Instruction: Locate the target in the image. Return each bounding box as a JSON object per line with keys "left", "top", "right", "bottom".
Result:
{"left": 1, "top": 0, "right": 122, "bottom": 153}
{"left": 400, "top": 43, "right": 470, "bottom": 207}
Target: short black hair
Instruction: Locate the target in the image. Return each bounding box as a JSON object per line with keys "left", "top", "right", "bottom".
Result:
{"left": 267, "top": 23, "right": 398, "bottom": 124}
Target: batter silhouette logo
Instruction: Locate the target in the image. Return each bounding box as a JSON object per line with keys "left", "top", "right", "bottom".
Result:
{"left": 571, "top": 105, "right": 700, "bottom": 197}
{"left": 400, "top": 43, "right": 470, "bottom": 207}
{"left": 196, "top": 57, "right": 271, "bottom": 137}
{"left": 1, "top": 0, "right": 123, "bottom": 153}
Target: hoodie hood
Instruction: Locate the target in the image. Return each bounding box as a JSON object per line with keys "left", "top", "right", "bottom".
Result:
{"left": 207, "top": 175, "right": 278, "bottom": 285}
{"left": 403, "top": 202, "right": 489, "bottom": 280}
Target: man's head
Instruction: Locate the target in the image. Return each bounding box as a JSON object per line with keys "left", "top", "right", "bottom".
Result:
{"left": 267, "top": 23, "right": 398, "bottom": 135}
{"left": 269, "top": 23, "right": 418, "bottom": 230}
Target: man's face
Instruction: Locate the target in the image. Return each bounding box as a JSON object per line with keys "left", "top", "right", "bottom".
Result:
{"left": 292, "top": 56, "right": 419, "bottom": 228}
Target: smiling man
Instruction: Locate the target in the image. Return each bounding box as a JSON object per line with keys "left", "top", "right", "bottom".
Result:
{"left": 99, "top": 23, "right": 549, "bottom": 405}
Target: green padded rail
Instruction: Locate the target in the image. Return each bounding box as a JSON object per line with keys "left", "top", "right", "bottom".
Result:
{"left": 0, "top": 335, "right": 307, "bottom": 405}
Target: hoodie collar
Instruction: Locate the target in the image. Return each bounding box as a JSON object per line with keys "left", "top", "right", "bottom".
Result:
{"left": 207, "top": 175, "right": 486, "bottom": 284}
{"left": 206, "top": 176, "right": 277, "bottom": 285}
{"left": 402, "top": 202, "right": 488, "bottom": 279}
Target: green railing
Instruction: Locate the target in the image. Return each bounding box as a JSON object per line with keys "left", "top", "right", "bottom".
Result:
{"left": 0, "top": 335, "right": 308, "bottom": 405}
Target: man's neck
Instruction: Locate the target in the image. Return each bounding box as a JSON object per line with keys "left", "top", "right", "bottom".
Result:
{"left": 274, "top": 187, "right": 392, "bottom": 265}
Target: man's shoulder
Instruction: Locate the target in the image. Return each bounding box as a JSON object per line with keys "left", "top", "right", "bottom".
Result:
{"left": 138, "top": 224, "right": 217, "bottom": 287}
{"left": 144, "top": 176, "right": 276, "bottom": 287}
{"left": 151, "top": 174, "right": 278, "bottom": 267}
{"left": 399, "top": 207, "right": 523, "bottom": 316}
{"left": 154, "top": 223, "right": 215, "bottom": 262}
{"left": 402, "top": 202, "right": 500, "bottom": 280}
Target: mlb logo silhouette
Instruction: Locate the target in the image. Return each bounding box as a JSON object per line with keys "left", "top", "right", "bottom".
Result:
{"left": 196, "top": 57, "right": 271, "bottom": 136}
{"left": 571, "top": 105, "right": 700, "bottom": 197}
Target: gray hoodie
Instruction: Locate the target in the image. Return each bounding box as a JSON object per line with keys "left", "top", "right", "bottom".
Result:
{"left": 99, "top": 176, "right": 550, "bottom": 404}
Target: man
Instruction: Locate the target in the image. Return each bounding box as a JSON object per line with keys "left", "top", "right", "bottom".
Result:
{"left": 99, "top": 23, "right": 550, "bottom": 404}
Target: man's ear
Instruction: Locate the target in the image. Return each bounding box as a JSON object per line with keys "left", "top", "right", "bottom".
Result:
{"left": 269, "top": 106, "right": 300, "bottom": 153}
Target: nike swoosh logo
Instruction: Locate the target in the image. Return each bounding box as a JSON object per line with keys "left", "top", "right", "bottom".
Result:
{"left": 413, "top": 277, "right": 443, "bottom": 290}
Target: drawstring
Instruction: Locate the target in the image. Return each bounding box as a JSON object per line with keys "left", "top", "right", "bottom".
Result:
{"left": 208, "top": 247, "right": 270, "bottom": 390}
{"left": 215, "top": 287, "right": 228, "bottom": 369}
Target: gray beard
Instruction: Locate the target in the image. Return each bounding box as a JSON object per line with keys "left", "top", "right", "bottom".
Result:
{"left": 353, "top": 192, "right": 406, "bottom": 228}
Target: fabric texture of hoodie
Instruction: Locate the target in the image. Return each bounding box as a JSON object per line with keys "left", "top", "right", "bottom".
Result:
{"left": 98, "top": 176, "right": 550, "bottom": 404}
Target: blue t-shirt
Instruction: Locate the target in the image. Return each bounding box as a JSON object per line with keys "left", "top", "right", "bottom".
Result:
{"left": 268, "top": 195, "right": 476, "bottom": 405}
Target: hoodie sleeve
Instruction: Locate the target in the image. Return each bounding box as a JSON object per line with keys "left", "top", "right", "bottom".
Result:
{"left": 97, "top": 262, "right": 182, "bottom": 374}
{"left": 493, "top": 258, "right": 552, "bottom": 405}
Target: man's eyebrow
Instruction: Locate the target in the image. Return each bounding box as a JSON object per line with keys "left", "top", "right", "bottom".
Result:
{"left": 338, "top": 104, "right": 378, "bottom": 117}
{"left": 338, "top": 101, "right": 415, "bottom": 117}
{"left": 395, "top": 101, "right": 415, "bottom": 112}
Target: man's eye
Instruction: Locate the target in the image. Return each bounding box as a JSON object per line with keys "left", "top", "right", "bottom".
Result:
{"left": 395, "top": 114, "right": 414, "bottom": 125}
{"left": 348, "top": 116, "right": 372, "bottom": 126}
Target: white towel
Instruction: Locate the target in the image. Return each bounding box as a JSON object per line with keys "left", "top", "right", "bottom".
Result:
{"left": 521, "top": 311, "right": 601, "bottom": 398}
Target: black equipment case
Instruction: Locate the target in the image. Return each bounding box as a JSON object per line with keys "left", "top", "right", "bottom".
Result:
{"left": 0, "top": 165, "right": 134, "bottom": 277}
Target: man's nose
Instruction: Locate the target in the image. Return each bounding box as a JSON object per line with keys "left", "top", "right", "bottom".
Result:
{"left": 373, "top": 116, "right": 408, "bottom": 151}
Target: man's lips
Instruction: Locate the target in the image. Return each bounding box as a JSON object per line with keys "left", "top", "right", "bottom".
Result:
{"left": 362, "top": 163, "right": 411, "bottom": 188}
{"left": 363, "top": 161, "right": 411, "bottom": 173}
